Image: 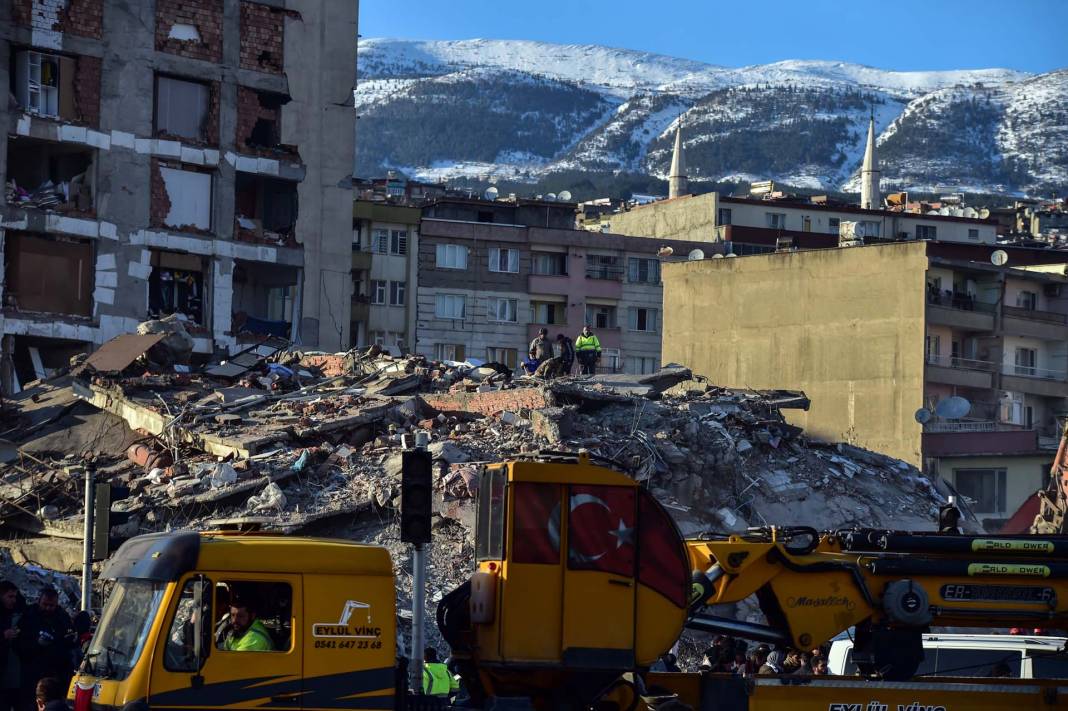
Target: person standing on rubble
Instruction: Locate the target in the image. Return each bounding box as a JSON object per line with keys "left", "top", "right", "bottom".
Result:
{"left": 0, "top": 581, "right": 24, "bottom": 711}
{"left": 17, "top": 588, "right": 74, "bottom": 710}
{"left": 555, "top": 333, "right": 575, "bottom": 375}
{"left": 528, "top": 328, "right": 554, "bottom": 369}
{"left": 575, "top": 325, "right": 601, "bottom": 375}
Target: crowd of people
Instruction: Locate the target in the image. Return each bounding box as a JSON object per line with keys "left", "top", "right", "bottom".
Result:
{"left": 523, "top": 325, "right": 602, "bottom": 377}
{"left": 0, "top": 582, "right": 87, "bottom": 711}
{"left": 653, "top": 636, "right": 833, "bottom": 677}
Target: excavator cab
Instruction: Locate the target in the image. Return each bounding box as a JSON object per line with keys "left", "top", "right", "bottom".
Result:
{"left": 439, "top": 453, "right": 691, "bottom": 707}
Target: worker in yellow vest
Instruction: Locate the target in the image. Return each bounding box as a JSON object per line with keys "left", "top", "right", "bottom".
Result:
{"left": 422, "top": 647, "right": 458, "bottom": 698}
{"left": 575, "top": 325, "right": 602, "bottom": 375}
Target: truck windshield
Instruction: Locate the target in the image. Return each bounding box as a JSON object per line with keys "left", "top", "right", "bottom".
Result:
{"left": 85, "top": 579, "right": 166, "bottom": 680}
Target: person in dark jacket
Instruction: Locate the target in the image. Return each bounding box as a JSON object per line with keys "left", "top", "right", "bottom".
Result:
{"left": 17, "top": 589, "right": 74, "bottom": 710}
{"left": 554, "top": 334, "right": 575, "bottom": 375}
{"left": 0, "top": 581, "right": 24, "bottom": 711}
{"left": 528, "top": 328, "right": 553, "bottom": 367}
{"left": 33, "top": 678, "right": 65, "bottom": 711}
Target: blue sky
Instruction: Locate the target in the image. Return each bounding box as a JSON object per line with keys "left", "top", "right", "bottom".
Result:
{"left": 360, "top": 0, "right": 1068, "bottom": 74}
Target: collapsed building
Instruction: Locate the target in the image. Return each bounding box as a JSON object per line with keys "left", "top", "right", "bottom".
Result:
{"left": 0, "top": 327, "right": 968, "bottom": 652}
{"left": 0, "top": 0, "right": 359, "bottom": 396}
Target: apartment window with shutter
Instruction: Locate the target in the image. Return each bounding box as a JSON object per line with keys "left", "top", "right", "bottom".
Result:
{"left": 488, "top": 297, "right": 518, "bottom": 322}
{"left": 628, "top": 307, "right": 657, "bottom": 332}
{"left": 370, "top": 280, "right": 387, "bottom": 305}
{"left": 155, "top": 75, "right": 210, "bottom": 141}
{"left": 390, "top": 230, "right": 407, "bottom": 255}
{"left": 627, "top": 257, "right": 659, "bottom": 284}
{"left": 585, "top": 304, "right": 617, "bottom": 329}
{"left": 531, "top": 252, "right": 567, "bottom": 276}
{"left": 489, "top": 247, "right": 519, "bottom": 273}
{"left": 434, "top": 343, "right": 466, "bottom": 362}
{"left": 389, "top": 281, "right": 405, "bottom": 306}
{"left": 435, "top": 243, "right": 468, "bottom": 269}
{"left": 371, "top": 229, "right": 389, "bottom": 254}
{"left": 954, "top": 469, "right": 1007, "bottom": 514}
{"left": 435, "top": 294, "right": 466, "bottom": 319}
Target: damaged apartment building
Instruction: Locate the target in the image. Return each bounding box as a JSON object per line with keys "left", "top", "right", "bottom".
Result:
{"left": 0, "top": 0, "right": 357, "bottom": 392}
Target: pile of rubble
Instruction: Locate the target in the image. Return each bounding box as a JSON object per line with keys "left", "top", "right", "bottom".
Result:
{"left": 2, "top": 332, "right": 963, "bottom": 649}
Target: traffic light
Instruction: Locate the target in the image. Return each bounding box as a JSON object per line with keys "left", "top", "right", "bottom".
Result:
{"left": 92, "top": 483, "right": 132, "bottom": 561}
{"left": 400, "top": 449, "right": 433, "bottom": 544}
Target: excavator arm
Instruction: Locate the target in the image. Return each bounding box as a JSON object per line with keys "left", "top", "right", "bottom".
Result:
{"left": 686, "top": 527, "right": 1068, "bottom": 679}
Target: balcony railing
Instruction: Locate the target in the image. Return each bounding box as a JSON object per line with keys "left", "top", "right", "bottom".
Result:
{"left": 926, "top": 354, "right": 996, "bottom": 371}
{"left": 926, "top": 290, "right": 996, "bottom": 313}
{"left": 924, "top": 421, "right": 1002, "bottom": 433}
{"left": 1004, "top": 304, "right": 1068, "bottom": 325}
{"left": 585, "top": 266, "right": 624, "bottom": 281}
{"left": 1003, "top": 364, "right": 1068, "bottom": 381}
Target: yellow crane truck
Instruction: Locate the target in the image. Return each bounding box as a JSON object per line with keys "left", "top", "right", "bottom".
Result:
{"left": 71, "top": 452, "right": 1068, "bottom": 710}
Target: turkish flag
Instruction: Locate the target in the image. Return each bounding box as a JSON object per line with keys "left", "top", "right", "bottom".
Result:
{"left": 637, "top": 489, "right": 689, "bottom": 608}
{"left": 512, "top": 482, "right": 561, "bottom": 564}
{"left": 568, "top": 485, "right": 636, "bottom": 577}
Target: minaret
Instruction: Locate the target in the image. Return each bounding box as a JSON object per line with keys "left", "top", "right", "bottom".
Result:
{"left": 668, "top": 123, "right": 687, "bottom": 199}
{"left": 860, "top": 110, "right": 881, "bottom": 210}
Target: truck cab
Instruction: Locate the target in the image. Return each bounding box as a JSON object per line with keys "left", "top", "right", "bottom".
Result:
{"left": 72, "top": 531, "right": 397, "bottom": 711}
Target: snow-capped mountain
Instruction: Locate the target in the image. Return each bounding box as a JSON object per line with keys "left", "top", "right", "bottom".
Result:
{"left": 355, "top": 38, "right": 1066, "bottom": 195}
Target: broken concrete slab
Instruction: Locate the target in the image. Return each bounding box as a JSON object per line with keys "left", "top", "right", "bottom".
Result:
{"left": 83, "top": 333, "right": 166, "bottom": 373}
{"left": 530, "top": 406, "right": 575, "bottom": 444}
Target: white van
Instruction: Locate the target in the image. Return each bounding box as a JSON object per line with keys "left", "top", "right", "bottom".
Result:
{"left": 828, "top": 633, "right": 1068, "bottom": 679}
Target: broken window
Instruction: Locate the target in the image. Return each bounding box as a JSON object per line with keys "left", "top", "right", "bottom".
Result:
{"left": 235, "top": 174, "right": 297, "bottom": 243}
{"left": 155, "top": 75, "right": 210, "bottom": 142}
{"left": 5, "top": 137, "right": 96, "bottom": 213}
{"left": 14, "top": 50, "right": 59, "bottom": 117}
{"left": 240, "top": 90, "right": 288, "bottom": 152}
{"left": 3, "top": 232, "right": 92, "bottom": 316}
{"left": 232, "top": 260, "right": 299, "bottom": 338}
{"left": 159, "top": 165, "right": 212, "bottom": 231}
{"left": 148, "top": 251, "right": 205, "bottom": 325}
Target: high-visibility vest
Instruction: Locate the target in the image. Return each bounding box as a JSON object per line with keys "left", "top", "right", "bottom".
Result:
{"left": 575, "top": 334, "right": 601, "bottom": 352}
{"left": 223, "top": 619, "right": 274, "bottom": 651}
{"left": 422, "top": 662, "right": 456, "bottom": 696}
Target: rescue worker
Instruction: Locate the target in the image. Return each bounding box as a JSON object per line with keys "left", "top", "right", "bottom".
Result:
{"left": 528, "top": 328, "right": 553, "bottom": 368}
{"left": 221, "top": 598, "right": 273, "bottom": 652}
{"left": 422, "top": 648, "right": 458, "bottom": 698}
{"left": 17, "top": 588, "right": 74, "bottom": 708}
{"left": 555, "top": 333, "right": 575, "bottom": 375}
{"left": 575, "top": 325, "right": 601, "bottom": 375}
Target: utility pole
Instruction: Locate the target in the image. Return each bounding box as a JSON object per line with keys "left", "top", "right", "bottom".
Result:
{"left": 400, "top": 430, "right": 432, "bottom": 695}
{"left": 81, "top": 462, "right": 96, "bottom": 611}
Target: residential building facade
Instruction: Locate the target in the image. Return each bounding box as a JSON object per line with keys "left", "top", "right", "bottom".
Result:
{"left": 352, "top": 201, "right": 419, "bottom": 354}
{"left": 0, "top": 0, "right": 357, "bottom": 392}
{"left": 662, "top": 241, "right": 1066, "bottom": 530}
{"left": 416, "top": 197, "right": 712, "bottom": 373}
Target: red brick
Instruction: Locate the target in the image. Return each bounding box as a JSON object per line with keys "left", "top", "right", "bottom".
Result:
{"left": 424, "top": 388, "right": 554, "bottom": 417}
{"left": 239, "top": 1, "right": 296, "bottom": 74}
{"left": 73, "top": 54, "right": 101, "bottom": 127}
{"left": 155, "top": 0, "right": 223, "bottom": 63}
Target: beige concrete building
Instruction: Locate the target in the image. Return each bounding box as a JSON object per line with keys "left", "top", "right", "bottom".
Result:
{"left": 352, "top": 201, "right": 419, "bottom": 353}
{"left": 663, "top": 241, "right": 1067, "bottom": 529}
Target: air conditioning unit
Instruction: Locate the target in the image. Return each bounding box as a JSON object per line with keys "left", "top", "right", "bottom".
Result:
{"left": 1043, "top": 283, "right": 1062, "bottom": 297}
{"left": 14, "top": 50, "right": 60, "bottom": 118}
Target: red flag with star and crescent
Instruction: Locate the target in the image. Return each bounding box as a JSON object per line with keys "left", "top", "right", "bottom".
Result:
{"left": 567, "top": 485, "right": 636, "bottom": 577}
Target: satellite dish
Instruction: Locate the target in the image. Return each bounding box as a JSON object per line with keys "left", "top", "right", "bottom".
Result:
{"left": 725, "top": 253, "right": 738, "bottom": 258}
{"left": 991, "top": 249, "right": 1009, "bottom": 266}
{"left": 546, "top": 193, "right": 557, "bottom": 201}
{"left": 914, "top": 408, "right": 933, "bottom": 425}
{"left": 979, "top": 208, "right": 991, "bottom": 219}
{"left": 558, "top": 190, "right": 572, "bottom": 201}
{"left": 687, "top": 249, "right": 706, "bottom": 261}
{"left": 949, "top": 207, "right": 963, "bottom": 217}
{"left": 963, "top": 207, "right": 977, "bottom": 218}
{"left": 484, "top": 186, "right": 499, "bottom": 200}
{"left": 711, "top": 254, "right": 725, "bottom": 259}
{"left": 926, "top": 210, "right": 941, "bottom": 216}
{"left": 935, "top": 396, "right": 971, "bottom": 420}
{"left": 938, "top": 207, "right": 950, "bottom": 216}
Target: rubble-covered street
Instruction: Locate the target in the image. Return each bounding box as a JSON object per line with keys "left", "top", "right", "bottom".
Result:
{"left": 1, "top": 330, "right": 968, "bottom": 654}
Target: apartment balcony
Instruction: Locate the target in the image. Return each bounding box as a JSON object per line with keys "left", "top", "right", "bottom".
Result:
{"left": 924, "top": 354, "right": 995, "bottom": 389}
{"left": 923, "top": 428, "right": 1039, "bottom": 458}
{"left": 1002, "top": 305, "right": 1068, "bottom": 340}
{"left": 528, "top": 273, "right": 570, "bottom": 296}
{"left": 925, "top": 291, "right": 995, "bottom": 332}
{"left": 1000, "top": 364, "right": 1068, "bottom": 397}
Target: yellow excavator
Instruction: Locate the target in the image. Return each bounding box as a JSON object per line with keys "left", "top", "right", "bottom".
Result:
{"left": 70, "top": 452, "right": 1068, "bottom": 711}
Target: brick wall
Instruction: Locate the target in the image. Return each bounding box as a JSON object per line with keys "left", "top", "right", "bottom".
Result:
{"left": 155, "top": 0, "right": 223, "bottom": 62}
{"left": 73, "top": 54, "right": 101, "bottom": 127}
{"left": 150, "top": 160, "right": 173, "bottom": 227}
{"left": 240, "top": 1, "right": 293, "bottom": 74}
{"left": 12, "top": 0, "right": 102, "bottom": 38}
{"left": 235, "top": 85, "right": 278, "bottom": 151}
{"left": 424, "top": 388, "right": 553, "bottom": 417}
